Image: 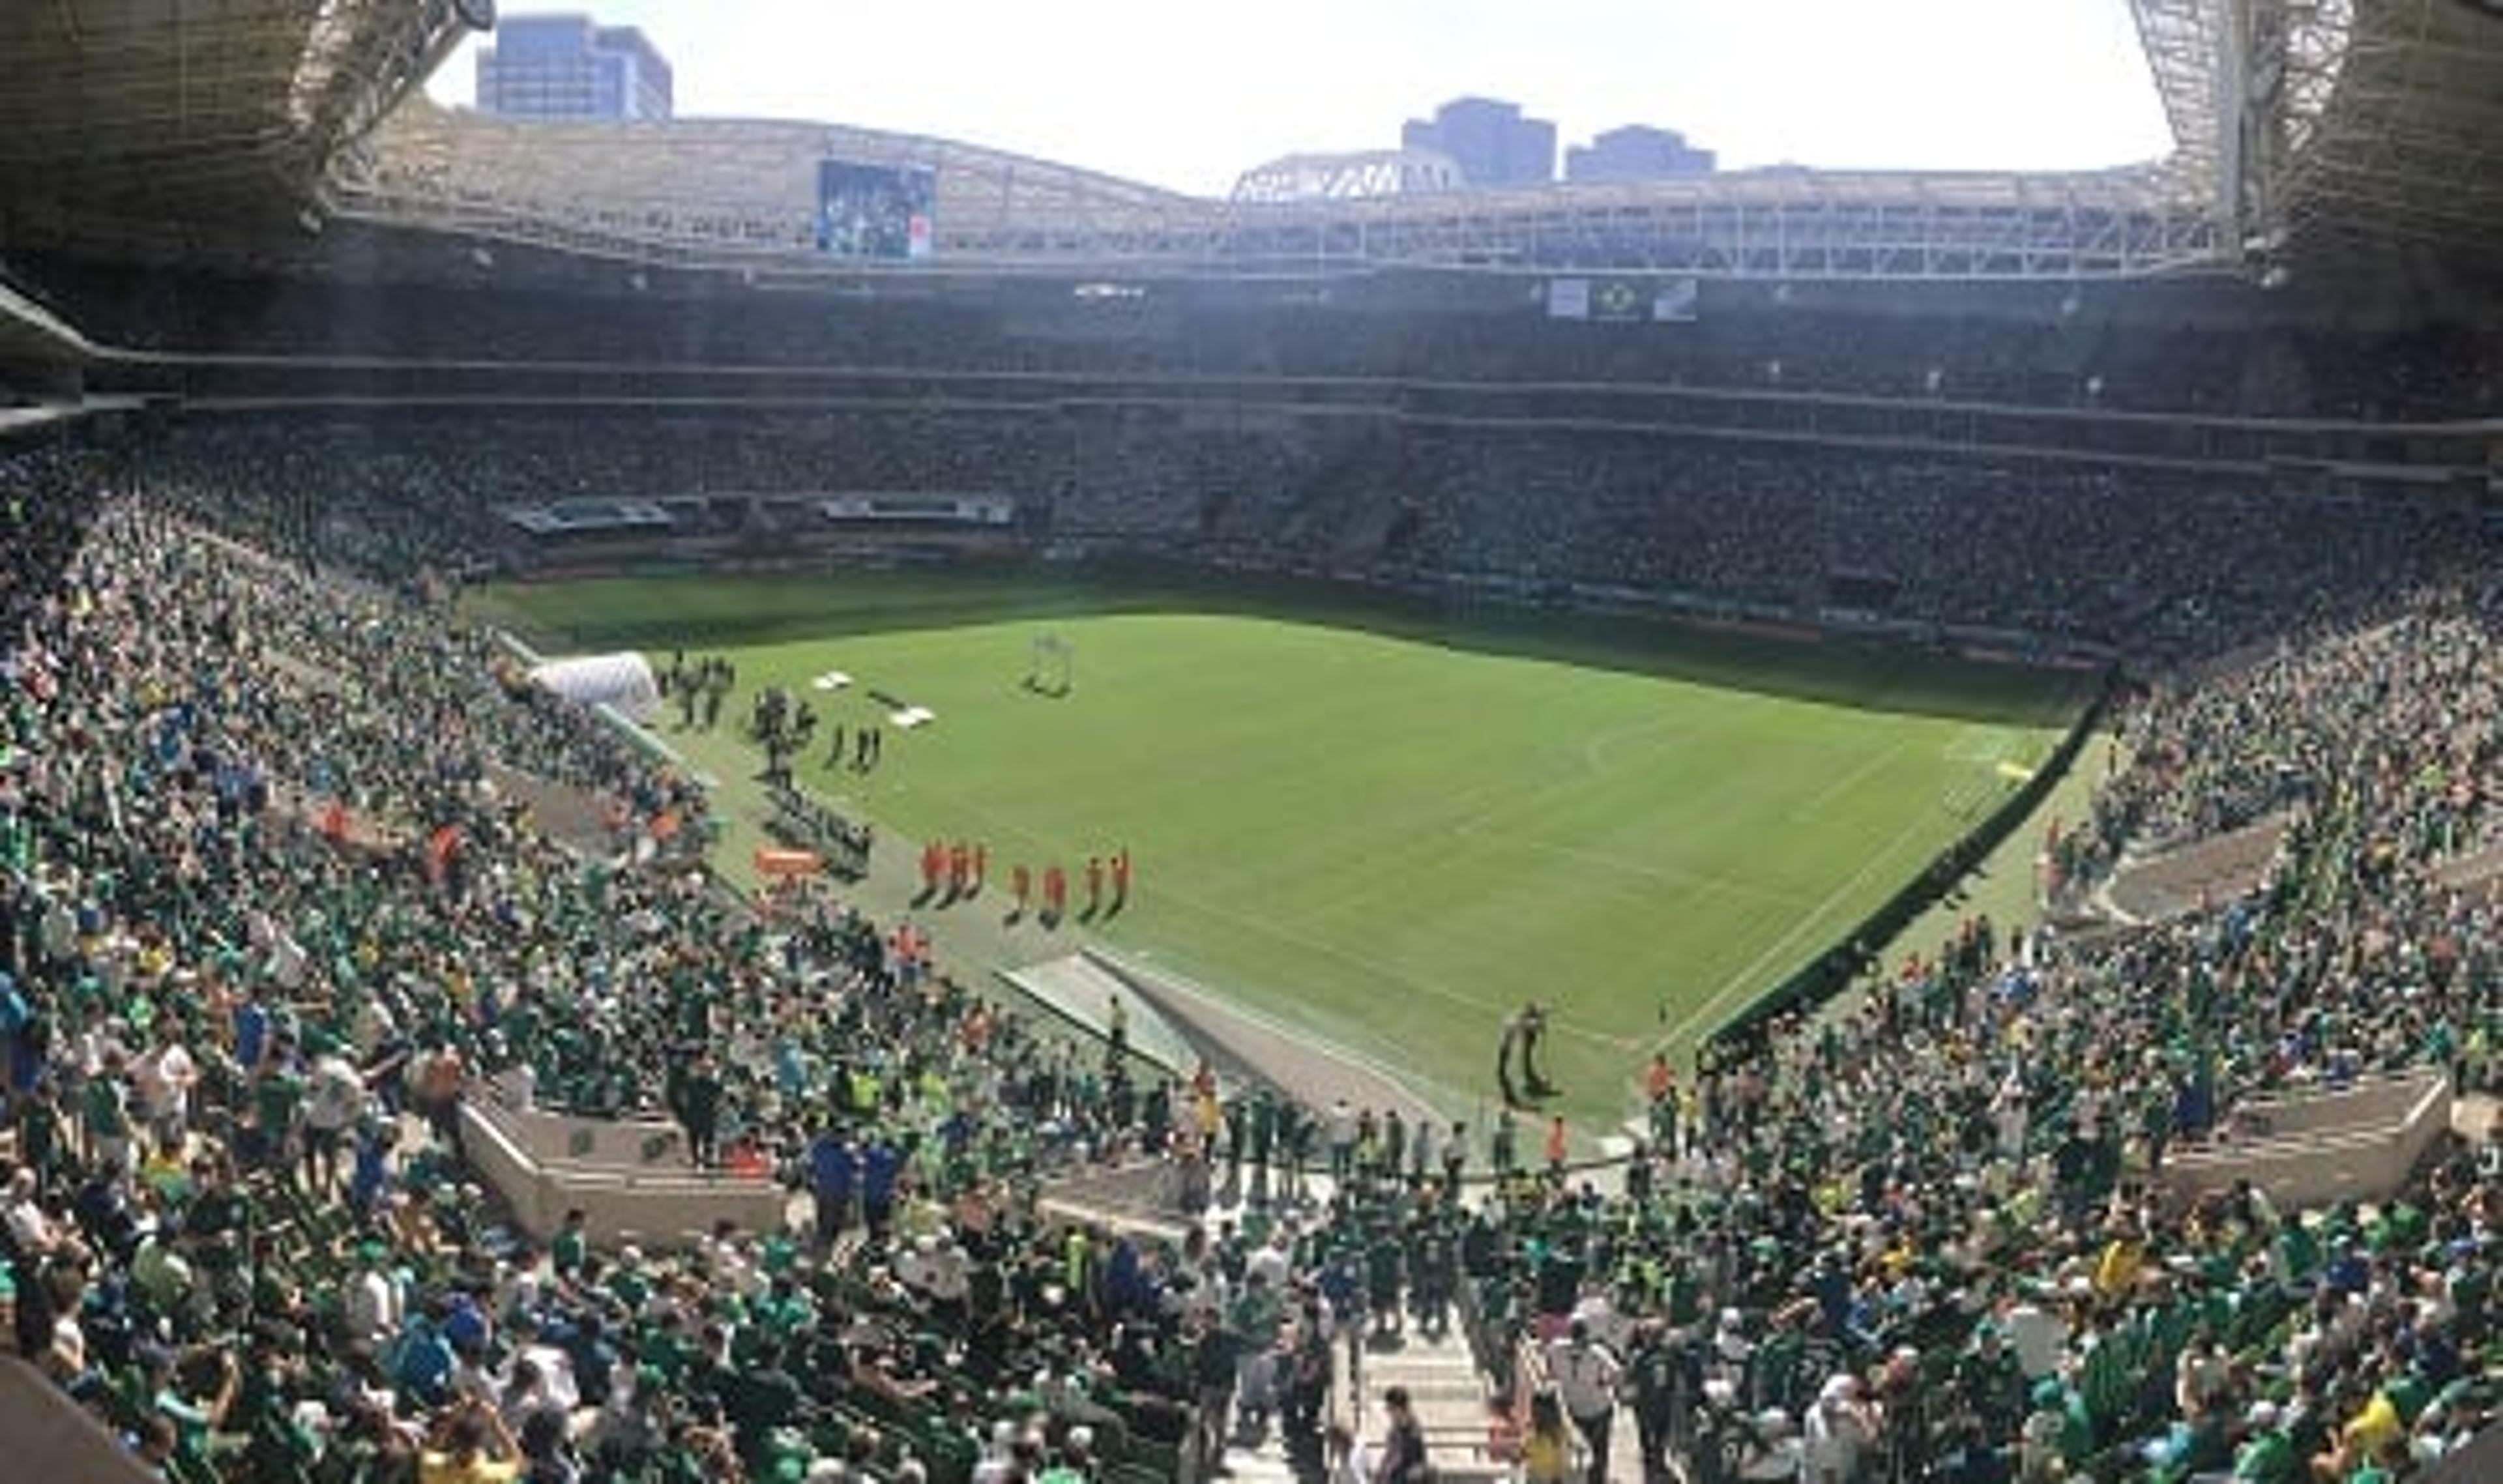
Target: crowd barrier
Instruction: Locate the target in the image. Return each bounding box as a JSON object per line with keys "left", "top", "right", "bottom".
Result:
{"left": 2163, "top": 1068, "right": 2454, "bottom": 1214}
{"left": 459, "top": 1091, "right": 787, "bottom": 1247}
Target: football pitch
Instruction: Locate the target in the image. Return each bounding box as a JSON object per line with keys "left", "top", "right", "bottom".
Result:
{"left": 471, "top": 568, "right": 2088, "bottom": 1124}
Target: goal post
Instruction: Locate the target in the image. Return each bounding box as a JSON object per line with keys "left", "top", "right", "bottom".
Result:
{"left": 1028, "top": 632, "right": 1074, "bottom": 696}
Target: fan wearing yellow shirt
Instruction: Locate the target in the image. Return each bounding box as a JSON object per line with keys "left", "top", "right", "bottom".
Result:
{"left": 417, "top": 1398, "right": 524, "bottom": 1484}
{"left": 2309, "top": 1391, "right": 2405, "bottom": 1483}
{"left": 2092, "top": 1228, "right": 2145, "bottom": 1298}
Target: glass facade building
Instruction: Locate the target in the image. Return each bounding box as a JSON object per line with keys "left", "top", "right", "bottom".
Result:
{"left": 476, "top": 14, "right": 674, "bottom": 121}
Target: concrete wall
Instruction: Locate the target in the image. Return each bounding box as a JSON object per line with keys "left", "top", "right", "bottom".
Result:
{"left": 2165, "top": 1069, "right": 2453, "bottom": 1214}
{"left": 492, "top": 1100, "right": 692, "bottom": 1168}
{"left": 2422, "top": 1421, "right": 2502, "bottom": 1484}
{"left": 460, "top": 1100, "right": 786, "bottom": 1247}
{"left": 0, "top": 1358, "right": 160, "bottom": 1484}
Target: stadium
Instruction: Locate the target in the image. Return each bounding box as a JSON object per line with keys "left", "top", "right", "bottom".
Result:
{"left": 0, "top": 2, "right": 2496, "bottom": 1482}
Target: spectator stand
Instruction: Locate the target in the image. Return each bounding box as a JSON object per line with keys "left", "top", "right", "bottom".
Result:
{"left": 0, "top": 425, "right": 2496, "bottom": 1484}
{"left": 1000, "top": 953, "right": 1207, "bottom": 1235}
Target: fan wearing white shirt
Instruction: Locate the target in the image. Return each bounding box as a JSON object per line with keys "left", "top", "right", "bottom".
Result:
{"left": 3, "top": 1167, "right": 61, "bottom": 1256}
{"left": 133, "top": 1026, "right": 198, "bottom": 1149}
{"left": 303, "top": 1052, "right": 367, "bottom": 1193}
{"left": 1544, "top": 1319, "right": 1623, "bottom": 1484}
{"left": 344, "top": 1243, "right": 404, "bottom": 1350}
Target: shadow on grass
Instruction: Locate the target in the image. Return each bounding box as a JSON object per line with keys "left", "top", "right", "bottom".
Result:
{"left": 474, "top": 559, "right": 2099, "bottom": 727}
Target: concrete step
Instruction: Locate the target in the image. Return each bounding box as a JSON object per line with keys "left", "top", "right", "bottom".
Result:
{"left": 1351, "top": 1328, "right": 1507, "bottom": 1479}
{"left": 1214, "top": 1442, "right": 1302, "bottom": 1484}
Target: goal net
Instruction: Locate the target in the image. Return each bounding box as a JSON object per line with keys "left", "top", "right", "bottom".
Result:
{"left": 1027, "top": 632, "right": 1074, "bottom": 696}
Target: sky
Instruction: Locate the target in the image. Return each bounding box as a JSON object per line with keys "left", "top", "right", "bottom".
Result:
{"left": 428, "top": 1, "right": 2178, "bottom": 196}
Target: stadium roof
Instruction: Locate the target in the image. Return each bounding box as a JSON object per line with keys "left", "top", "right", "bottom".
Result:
{"left": 1231, "top": 150, "right": 1465, "bottom": 204}
{"left": 333, "top": 100, "right": 1197, "bottom": 259}
{"left": 3, "top": 3, "right": 2500, "bottom": 287}
{"left": 0, "top": 279, "right": 95, "bottom": 362}
{"left": 326, "top": 1, "right": 2503, "bottom": 283}
{"left": 331, "top": 100, "right": 2223, "bottom": 281}
{"left": 0, "top": 0, "right": 480, "bottom": 250}
{"left": 2131, "top": 0, "right": 2503, "bottom": 265}
{"left": 2271, "top": 0, "right": 2503, "bottom": 257}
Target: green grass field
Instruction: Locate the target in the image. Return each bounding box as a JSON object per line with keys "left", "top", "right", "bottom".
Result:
{"left": 471, "top": 567, "right": 2086, "bottom": 1124}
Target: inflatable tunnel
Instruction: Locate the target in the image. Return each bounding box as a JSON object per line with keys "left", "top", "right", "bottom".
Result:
{"left": 527, "top": 652, "right": 662, "bottom": 722}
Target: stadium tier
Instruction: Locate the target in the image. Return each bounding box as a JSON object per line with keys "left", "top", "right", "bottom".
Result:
{"left": 0, "top": 6, "right": 2498, "bottom": 1484}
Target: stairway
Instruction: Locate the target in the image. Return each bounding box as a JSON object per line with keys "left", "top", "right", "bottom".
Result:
{"left": 1354, "top": 1327, "right": 1508, "bottom": 1483}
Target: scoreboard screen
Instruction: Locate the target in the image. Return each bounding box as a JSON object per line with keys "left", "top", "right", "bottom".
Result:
{"left": 815, "top": 160, "right": 936, "bottom": 261}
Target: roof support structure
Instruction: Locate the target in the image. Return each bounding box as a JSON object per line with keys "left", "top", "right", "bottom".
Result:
{"left": 333, "top": 104, "right": 2225, "bottom": 282}
{"left": 0, "top": 0, "right": 486, "bottom": 252}
{"left": 2132, "top": 0, "right": 2503, "bottom": 272}
{"left": 7, "top": 0, "right": 2500, "bottom": 284}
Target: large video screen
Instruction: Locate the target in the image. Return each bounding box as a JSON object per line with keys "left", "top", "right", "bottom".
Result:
{"left": 815, "top": 160, "right": 937, "bottom": 261}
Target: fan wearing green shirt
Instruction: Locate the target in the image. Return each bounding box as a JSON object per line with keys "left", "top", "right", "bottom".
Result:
{"left": 14, "top": 1080, "right": 65, "bottom": 1186}
{"left": 1229, "top": 1269, "right": 1285, "bottom": 1442}
{"left": 83, "top": 1049, "right": 134, "bottom": 1174}
{"left": 2232, "top": 1400, "right": 2298, "bottom": 1483}
{"left": 144, "top": 1343, "right": 240, "bottom": 1480}
{"left": 1366, "top": 1223, "right": 1407, "bottom": 1342}
{"left": 549, "top": 1207, "right": 590, "bottom": 1279}
{"left": 252, "top": 1052, "right": 306, "bottom": 1180}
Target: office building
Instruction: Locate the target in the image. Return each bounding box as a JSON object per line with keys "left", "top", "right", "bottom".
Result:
{"left": 476, "top": 13, "right": 674, "bottom": 121}
{"left": 1399, "top": 96, "right": 1555, "bottom": 187}
{"left": 1566, "top": 125, "right": 1718, "bottom": 184}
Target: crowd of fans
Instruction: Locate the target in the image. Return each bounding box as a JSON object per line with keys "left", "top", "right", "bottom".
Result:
{"left": 0, "top": 415, "right": 2495, "bottom": 1484}
{"left": 0, "top": 442, "right": 1225, "bottom": 1483}
{"left": 116, "top": 413, "right": 2502, "bottom": 677}
{"left": 1617, "top": 574, "right": 2498, "bottom": 1481}
{"left": 1375, "top": 439, "right": 2491, "bottom": 663}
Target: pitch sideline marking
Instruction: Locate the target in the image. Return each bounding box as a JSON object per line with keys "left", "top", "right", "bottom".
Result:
{"left": 1143, "top": 877, "right": 1635, "bottom": 1051}
{"left": 1787, "top": 737, "right": 1912, "bottom": 824}
{"left": 1945, "top": 725, "right": 2016, "bottom": 764}
{"left": 1467, "top": 836, "right": 1807, "bottom": 909}
{"left": 1654, "top": 802, "right": 1953, "bottom": 1053}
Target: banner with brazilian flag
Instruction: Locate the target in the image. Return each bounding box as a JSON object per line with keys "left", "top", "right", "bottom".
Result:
{"left": 1544, "top": 276, "right": 1700, "bottom": 323}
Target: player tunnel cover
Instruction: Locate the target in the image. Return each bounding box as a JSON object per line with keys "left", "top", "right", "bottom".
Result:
{"left": 529, "top": 652, "right": 662, "bottom": 722}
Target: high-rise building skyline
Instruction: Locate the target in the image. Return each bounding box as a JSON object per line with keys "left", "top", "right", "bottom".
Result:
{"left": 1565, "top": 124, "right": 1717, "bottom": 184}
{"left": 476, "top": 13, "right": 675, "bottom": 122}
{"left": 1399, "top": 96, "right": 1556, "bottom": 188}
